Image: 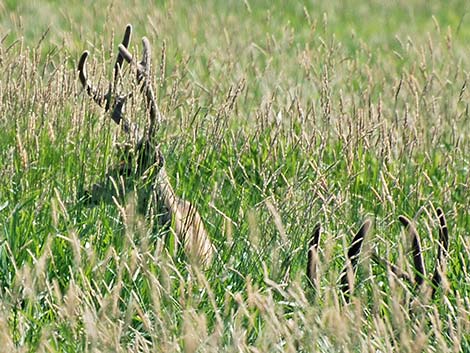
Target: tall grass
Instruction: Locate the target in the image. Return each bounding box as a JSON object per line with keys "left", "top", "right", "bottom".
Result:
{"left": 1, "top": 0, "right": 470, "bottom": 351}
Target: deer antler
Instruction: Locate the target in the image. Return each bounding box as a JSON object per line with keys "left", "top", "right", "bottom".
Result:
{"left": 78, "top": 25, "right": 134, "bottom": 132}
{"left": 372, "top": 208, "right": 450, "bottom": 299}
{"left": 431, "top": 207, "right": 449, "bottom": 298}
{"left": 398, "top": 215, "right": 426, "bottom": 287}
{"left": 308, "top": 207, "right": 450, "bottom": 304}
{"left": 306, "top": 223, "right": 321, "bottom": 289}
{"left": 117, "top": 36, "right": 162, "bottom": 141}
{"left": 339, "top": 219, "right": 371, "bottom": 300}
{"left": 306, "top": 220, "right": 370, "bottom": 301}
{"left": 78, "top": 25, "right": 214, "bottom": 266}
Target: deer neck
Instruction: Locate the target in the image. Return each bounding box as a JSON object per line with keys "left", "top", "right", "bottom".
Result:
{"left": 156, "top": 166, "right": 179, "bottom": 213}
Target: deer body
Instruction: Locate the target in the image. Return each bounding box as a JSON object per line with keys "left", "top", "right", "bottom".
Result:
{"left": 155, "top": 166, "right": 213, "bottom": 265}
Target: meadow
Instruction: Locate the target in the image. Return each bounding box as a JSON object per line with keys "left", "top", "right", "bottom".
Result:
{"left": 1, "top": 0, "right": 470, "bottom": 351}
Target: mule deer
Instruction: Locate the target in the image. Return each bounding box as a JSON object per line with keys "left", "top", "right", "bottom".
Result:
{"left": 78, "top": 25, "right": 214, "bottom": 266}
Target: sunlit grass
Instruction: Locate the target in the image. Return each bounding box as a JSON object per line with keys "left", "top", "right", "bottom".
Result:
{"left": 1, "top": 0, "right": 470, "bottom": 351}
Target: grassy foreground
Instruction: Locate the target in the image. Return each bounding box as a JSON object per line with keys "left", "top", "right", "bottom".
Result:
{"left": 1, "top": 1, "right": 470, "bottom": 351}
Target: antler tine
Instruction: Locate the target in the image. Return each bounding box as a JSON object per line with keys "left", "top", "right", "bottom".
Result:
{"left": 431, "top": 208, "right": 449, "bottom": 298}
{"left": 78, "top": 51, "right": 107, "bottom": 107}
{"left": 118, "top": 43, "right": 133, "bottom": 63}
{"left": 118, "top": 38, "right": 162, "bottom": 140}
{"left": 140, "top": 37, "right": 160, "bottom": 139}
{"left": 307, "top": 223, "right": 321, "bottom": 289}
{"left": 140, "top": 37, "right": 151, "bottom": 78}
{"left": 339, "top": 219, "right": 371, "bottom": 300}
{"left": 398, "top": 215, "right": 426, "bottom": 287}
{"left": 108, "top": 24, "right": 134, "bottom": 128}
{"left": 118, "top": 36, "right": 151, "bottom": 81}
{"left": 113, "top": 24, "right": 132, "bottom": 84}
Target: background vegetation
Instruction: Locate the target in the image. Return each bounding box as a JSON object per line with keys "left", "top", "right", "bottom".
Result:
{"left": 1, "top": 0, "right": 470, "bottom": 351}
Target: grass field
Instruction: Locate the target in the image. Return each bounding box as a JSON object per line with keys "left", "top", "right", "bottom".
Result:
{"left": 1, "top": 0, "right": 470, "bottom": 351}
